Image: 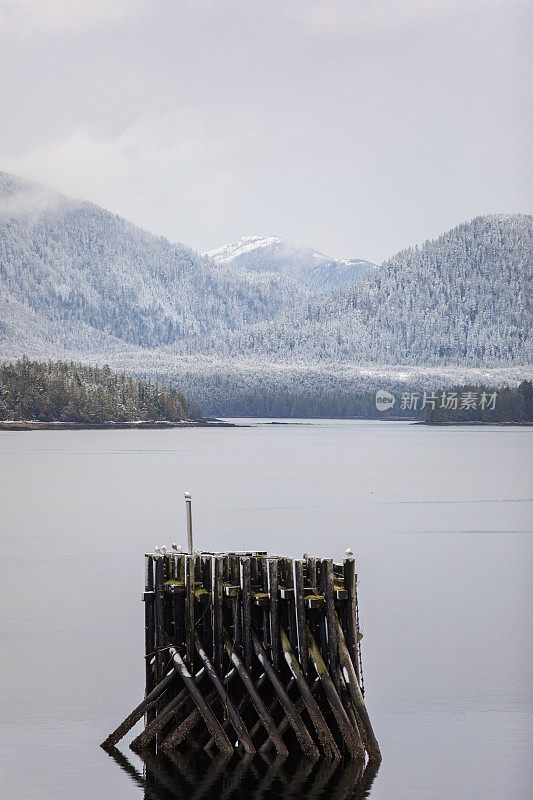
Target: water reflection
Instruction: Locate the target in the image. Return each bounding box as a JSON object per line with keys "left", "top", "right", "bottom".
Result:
{"left": 103, "top": 746, "right": 380, "bottom": 800}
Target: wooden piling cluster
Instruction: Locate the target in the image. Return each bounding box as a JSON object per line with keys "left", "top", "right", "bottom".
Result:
{"left": 102, "top": 551, "right": 380, "bottom": 764}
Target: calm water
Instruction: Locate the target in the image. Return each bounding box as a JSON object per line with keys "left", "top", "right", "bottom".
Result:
{"left": 0, "top": 420, "right": 531, "bottom": 799}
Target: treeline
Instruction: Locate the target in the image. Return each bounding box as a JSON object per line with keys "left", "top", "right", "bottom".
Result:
{"left": 423, "top": 381, "right": 533, "bottom": 423}
{"left": 0, "top": 358, "right": 190, "bottom": 422}
{"left": 179, "top": 368, "right": 532, "bottom": 422}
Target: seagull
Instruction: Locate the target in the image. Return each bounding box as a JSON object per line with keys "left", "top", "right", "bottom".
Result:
{"left": 346, "top": 547, "right": 354, "bottom": 556}
{"left": 172, "top": 543, "right": 183, "bottom": 552}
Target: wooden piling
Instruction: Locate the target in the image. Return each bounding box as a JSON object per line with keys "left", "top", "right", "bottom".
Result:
{"left": 213, "top": 556, "right": 224, "bottom": 675}
{"left": 241, "top": 556, "right": 252, "bottom": 670}
{"left": 268, "top": 557, "right": 280, "bottom": 671}
{"left": 185, "top": 555, "right": 195, "bottom": 670}
{"left": 323, "top": 559, "right": 339, "bottom": 683}
{"left": 104, "top": 547, "right": 379, "bottom": 766}
{"left": 294, "top": 559, "right": 309, "bottom": 677}
{"left": 343, "top": 556, "right": 360, "bottom": 682}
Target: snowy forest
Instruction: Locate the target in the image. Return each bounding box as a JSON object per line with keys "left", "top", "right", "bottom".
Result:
{"left": 0, "top": 358, "right": 190, "bottom": 423}
{"left": 0, "top": 171, "right": 531, "bottom": 417}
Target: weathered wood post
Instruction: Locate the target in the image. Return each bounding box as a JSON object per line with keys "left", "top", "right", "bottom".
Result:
{"left": 268, "top": 557, "right": 280, "bottom": 671}
{"left": 343, "top": 556, "right": 360, "bottom": 683}
{"left": 103, "top": 545, "right": 379, "bottom": 768}
{"left": 184, "top": 491, "right": 193, "bottom": 554}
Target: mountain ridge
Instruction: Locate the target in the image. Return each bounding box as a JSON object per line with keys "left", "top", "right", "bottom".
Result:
{"left": 0, "top": 171, "right": 531, "bottom": 415}
{"left": 206, "top": 234, "right": 375, "bottom": 293}
{"left": 200, "top": 213, "right": 532, "bottom": 366}
{"left": 0, "top": 171, "right": 308, "bottom": 354}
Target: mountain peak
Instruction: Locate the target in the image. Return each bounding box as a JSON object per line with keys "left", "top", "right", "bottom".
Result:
{"left": 206, "top": 235, "right": 288, "bottom": 263}
{"left": 205, "top": 234, "right": 375, "bottom": 293}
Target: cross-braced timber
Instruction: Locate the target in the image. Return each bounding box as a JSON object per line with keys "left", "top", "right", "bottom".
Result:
{"left": 101, "top": 551, "right": 381, "bottom": 765}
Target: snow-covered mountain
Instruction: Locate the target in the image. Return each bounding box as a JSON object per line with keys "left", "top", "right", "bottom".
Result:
{"left": 206, "top": 235, "right": 375, "bottom": 293}
{"left": 0, "top": 172, "right": 307, "bottom": 356}
{"left": 0, "top": 171, "right": 531, "bottom": 416}
{"left": 204, "top": 215, "right": 532, "bottom": 367}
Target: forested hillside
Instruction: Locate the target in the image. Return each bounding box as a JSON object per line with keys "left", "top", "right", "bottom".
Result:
{"left": 0, "top": 358, "right": 190, "bottom": 422}
{"left": 207, "top": 235, "right": 375, "bottom": 293}
{"left": 423, "top": 380, "right": 533, "bottom": 423}
{"left": 1, "top": 171, "right": 531, "bottom": 417}
{"left": 0, "top": 172, "right": 307, "bottom": 355}
{"left": 203, "top": 215, "right": 532, "bottom": 366}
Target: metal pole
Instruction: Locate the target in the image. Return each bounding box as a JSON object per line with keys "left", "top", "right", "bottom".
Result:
{"left": 184, "top": 491, "right": 193, "bottom": 554}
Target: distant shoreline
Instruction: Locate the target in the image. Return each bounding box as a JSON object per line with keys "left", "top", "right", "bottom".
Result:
{"left": 417, "top": 420, "right": 533, "bottom": 426}
{"left": 0, "top": 420, "right": 241, "bottom": 431}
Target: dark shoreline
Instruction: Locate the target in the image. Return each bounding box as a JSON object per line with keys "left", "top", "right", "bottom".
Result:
{"left": 416, "top": 420, "right": 532, "bottom": 426}
{"left": 0, "top": 420, "right": 241, "bottom": 431}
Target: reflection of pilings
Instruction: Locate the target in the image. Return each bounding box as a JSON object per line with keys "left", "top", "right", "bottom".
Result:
{"left": 306, "top": 757, "right": 341, "bottom": 800}
{"left": 104, "top": 744, "right": 381, "bottom": 800}
{"left": 101, "top": 744, "right": 145, "bottom": 790}
{"left": 353, "top": 758, "right": 381, "bottom": 799}
{"left": 139, "top": 748, "right": 191, "bottom": 799}
{"left": 219, "top": 753, "right": 254, "bottom": 800}
{"left": 284, "top": 757, "right": 319, "bottom": 800}
{"left": 189, "top": 753, "right": 232, "bottom": 800}
{"left": 328, "top": 758, "right": 365, "bottom": 800}
{"left": 255, "top": 753, "right": 288, "bottom": 800}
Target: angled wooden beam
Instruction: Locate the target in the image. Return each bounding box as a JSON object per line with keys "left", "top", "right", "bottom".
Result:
{"left": 160, "top": 687, "right": 217, "bottom": 752}
{"left": 252, "top": 631, "right": 319, "bottom": 760}
{"left": 167, "top": 647, "right": 233, "bottom": 755}
{"left": 195, "top": 632, "right": 255, "bottom": 754}
{"left": 129, "top": 666, "right": 204, "bottom": 752}
{"left": 101, "top": 666, "right": 176, "bottom": 747}
{"left": 335, "top": 616, "right": 381, "bottom": 762}
{"left": 224, "top": 631, "right": 288, "bottom": 757}
{"left": 306, "top": 627, "right": 364, "bottom": 761}
{"left": 279, "top": 626, "right": 340, "bottom": 759}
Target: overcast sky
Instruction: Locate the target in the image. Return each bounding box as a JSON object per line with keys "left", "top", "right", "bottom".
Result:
{"left": 0, "top": 0, "right": 531, "bottom": 262}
